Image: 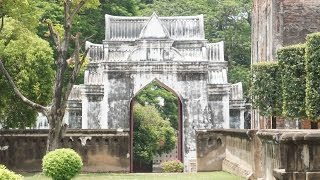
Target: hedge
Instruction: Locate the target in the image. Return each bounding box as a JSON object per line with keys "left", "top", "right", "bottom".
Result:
{"left": 278, "top": 44, "right": 306, "bottom": 119}
{"left": 42, "top": 148, "right": 83, "bottom": 180}
{"left": 0, "top": 164, "right": 23, "bottom": 180}
{"left": 251, "top": 62, "right": 282, "bottom": 116}
{"left": 305, "top": 32, "right": 320, "bottom": 121}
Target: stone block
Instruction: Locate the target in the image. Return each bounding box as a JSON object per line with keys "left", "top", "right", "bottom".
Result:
{"left": 306, "top": 172, "right": 320, "bottom": 180}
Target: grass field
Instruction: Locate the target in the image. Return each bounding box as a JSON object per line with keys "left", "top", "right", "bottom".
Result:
{"left": 24, "top": 172, "right": 244, "bottom": 180}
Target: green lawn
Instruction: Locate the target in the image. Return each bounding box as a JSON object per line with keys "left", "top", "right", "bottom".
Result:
{"left": 24, "top": 172, "right": 244, "bottom": 180}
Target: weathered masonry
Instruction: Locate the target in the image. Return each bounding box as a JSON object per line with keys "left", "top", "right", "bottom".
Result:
{"left": 252, "top": 0, "right": 320, "bottom": 64}
{"left": 65, "top": 13, "right": 245, "bottom": 171}
{"left": 197, "top": 129, "right": 320, "bottom": 180}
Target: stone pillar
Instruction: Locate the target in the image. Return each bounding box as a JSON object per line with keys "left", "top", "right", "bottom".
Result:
{"left": 240, "top": 109, "right": 245, "bottom": 129}
{"left": 207, "top": 84, "right": 230, "bottom": 129}
{"left": 81, "top": 95, "right": 88, "bottom": 129}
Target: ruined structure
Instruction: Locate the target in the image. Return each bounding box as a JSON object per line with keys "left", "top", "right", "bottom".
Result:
{"left": 196, "top": 129, "right": 320, "bottom": 180}
{"left": 251, "top": 0, "right": 320, "bottom": 129}
{"left": 65, "top": 13, "right": 245, "bottom": 171}
{"left": 252, "top": 0, "right": 320, "bottom": 64}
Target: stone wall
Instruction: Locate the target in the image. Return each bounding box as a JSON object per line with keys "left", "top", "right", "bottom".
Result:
{"left": 0, "top": 129, "right": 129, "bottom": 172}
{"left": 197, "top": 129, "right": 320, "bottom": 180}
{"left": 251, "top": 0, "right": 320, "bottom": 64}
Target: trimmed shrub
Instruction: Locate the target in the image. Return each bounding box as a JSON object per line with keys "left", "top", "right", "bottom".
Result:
{"left": 251, "top": 62, "right": 282, "bottom": 117}
{"left": 160, "top": 160, "right": 184, "bottom": 172}
{"left": 278, "top": 44, "right": 306, "bottom": 119}
{"left": 305, "top": 32, "right": 320, "bottom": 121}
{"left": 42, "top": 148, "right": 83, "bottom": 180}
{"left": 0, "top": 164, "right": 23, "bottom": 180}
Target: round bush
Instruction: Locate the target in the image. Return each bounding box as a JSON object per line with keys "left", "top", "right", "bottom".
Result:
{"left": 160, "top": 160, "right": 184, "bottom": 173}
{"left": 42, "top": 148, "right": 83, "bottom": 180}
{"left": 0, "top": 164, "right": 23, "bottom": 180}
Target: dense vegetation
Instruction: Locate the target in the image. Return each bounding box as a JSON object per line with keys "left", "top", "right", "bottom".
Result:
{"left": 278, "top": 44, "right": 306, "bottom": 119}
{"left": 252, "top": 32, "right": 320, "bottom": 123}
{"left": 251, "top": 62, "right": 282, "bottom": 117}
{"left": 133, "top": 103, "right": 177, "bottom": 165}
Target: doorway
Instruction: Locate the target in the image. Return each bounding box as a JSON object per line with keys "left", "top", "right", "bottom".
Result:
{"left": 129, "top": 80, "right": 183, "bottom": 172}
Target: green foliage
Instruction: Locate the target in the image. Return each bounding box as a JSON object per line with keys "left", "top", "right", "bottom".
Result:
{"left": 305, "top": 32, "right": 320, "bottom": 121}
{"left": 251, "top": 62, "right": 282, "bottom": 116}
{"left": 133, "top": 104, "right": 177, "bottom": 164}
{"left": 0, "top": 0, "right": 41, "bottom": 31}
{"left": 0, "top": 164, "right": 23, "bottom": 180}
{"left": 42, "top": 148, "right": 83, "bottom": 180}
{"left": 72, "top": 0, "right": 139, "bottom": 43}
{"left": 0, "top": 18, "right": 54, "bottom": 128}
{"left": 160, "top": 160, "right": 184, "bottom": 173}
{"left": 134, "top": 81, "right": 178, "bottom": 130}
{"left": 278, "top": 44, "right": 306, "bottom": 119}
{"left": 228, "top": 64, "right": 250, "bottom": 100}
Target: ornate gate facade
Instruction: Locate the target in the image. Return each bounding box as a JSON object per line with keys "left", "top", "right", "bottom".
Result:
{"left": 66, "top": 13, "right": 245, "bottom": 172}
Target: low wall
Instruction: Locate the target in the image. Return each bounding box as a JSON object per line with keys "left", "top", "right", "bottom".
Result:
{"left": 196, "top": 129, "right": 320, "bottom": 180}
{"left": 0, "top": 129, "right": 129, "bottom": 172}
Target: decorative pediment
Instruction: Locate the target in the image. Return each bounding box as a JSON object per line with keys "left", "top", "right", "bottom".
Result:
{"left": 139, "top": 12, "right": 170, "bottom": 39}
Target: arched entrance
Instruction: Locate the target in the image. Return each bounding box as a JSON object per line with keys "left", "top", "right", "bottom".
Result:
{"left": 129, "top": 80, "right": 183, "bottom": 172}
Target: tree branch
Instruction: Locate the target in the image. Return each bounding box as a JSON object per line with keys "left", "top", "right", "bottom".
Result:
{"left": 0, "top": 59, "right": 47, "bottom": 113}
{"left": 46, "top": 20, "right": 61, "bottom": 50}
{"left": 69, "top": 0, "right": 86, "bottom": 22}
{"left": 0, "top": 16, "right": 4, "bottom": 33}
{"left": 61, "top": 33, "right": 89, "bottom": 110}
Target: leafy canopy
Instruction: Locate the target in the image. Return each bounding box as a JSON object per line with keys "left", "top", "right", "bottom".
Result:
{"left": 134, "top": 81, "right": 179, "bottom": 130}
{"left": 133, "top": 104, "right": 177, "bottom": 164}
{"left": 0, "top": 18, "right": 54, "bottom": 128}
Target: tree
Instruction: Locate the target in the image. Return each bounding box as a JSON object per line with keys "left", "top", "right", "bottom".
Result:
{"left": 134, "top": 81, "right": 178, "bottom": 130}
{"left": 0, "top": 18, "right": 54, "bottom": 128}
{"left": 0, "top": 0, "right": 40, "bottom": 32}
{"left": 133, "top": 103, "right": 177, "bottom": 164}
{"left": 227, "top": 63, "right": 250, "bottom": 100}
{"left": 72, "top": 0, "right": 139, "bottom": 43}
{"left": 0, "top": 0, "right": 100, "bottom": 152}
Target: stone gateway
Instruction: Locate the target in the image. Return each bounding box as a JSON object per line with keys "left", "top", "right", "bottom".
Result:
{"left": 65, "top": 13, "right": 245, "bottom": 172}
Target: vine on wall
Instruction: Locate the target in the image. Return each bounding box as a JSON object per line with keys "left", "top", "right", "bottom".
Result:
{"left": 252, "top": 32, "right": 320, "bottom": 122}
{"left": 251, "top": 62, "right": 282, "bottom": 117}
{"left": 278, "top": 44, "right": 306, "bottom": 119}
{"left": 305, "top": 33, "right": 320, "bottom": 121}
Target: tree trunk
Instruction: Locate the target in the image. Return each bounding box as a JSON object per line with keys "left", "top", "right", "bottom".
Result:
{"left": 46, "top": 112, "right": 65, "bottom": 152}
{"left": 271, "top": 116, "right": 277, "bottom": 129}
{"left": 0, "top": 0, "right": 89, "bottom": 153}
{"left": 311, "top": 121, "right": 318, "bottom": 129}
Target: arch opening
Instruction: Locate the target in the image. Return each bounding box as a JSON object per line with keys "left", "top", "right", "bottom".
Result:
{"left": 129, "top": 80, "right": 183, "bottom": 173}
